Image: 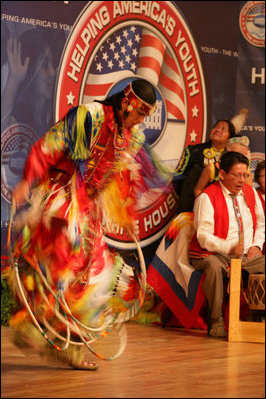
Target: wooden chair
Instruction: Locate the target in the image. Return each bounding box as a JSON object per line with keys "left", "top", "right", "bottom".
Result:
{"left": 228, "top": 258, "right": 265, "bottom": 343}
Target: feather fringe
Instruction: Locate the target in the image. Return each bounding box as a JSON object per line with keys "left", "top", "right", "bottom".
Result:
{"left": 64, "top": 105, "right": 90, "bottom": 161}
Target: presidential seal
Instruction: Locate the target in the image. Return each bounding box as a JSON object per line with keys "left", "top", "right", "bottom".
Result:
{"left": 239, "top": 1, "right": 265, "bottom": 47}
{"left": 55, "top": 1, "right": 207, "bottom": 248}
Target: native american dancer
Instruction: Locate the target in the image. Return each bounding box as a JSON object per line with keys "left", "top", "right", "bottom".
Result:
{"left": 5, "top": 79, "right": 167, "bottom": 370}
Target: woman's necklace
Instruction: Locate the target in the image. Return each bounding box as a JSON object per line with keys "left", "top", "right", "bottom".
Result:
{"left": 203, "top": 145, "right": 224, "bottom": 166}
{"left": 211, "top": 145, "right": 224, "bottom": 161}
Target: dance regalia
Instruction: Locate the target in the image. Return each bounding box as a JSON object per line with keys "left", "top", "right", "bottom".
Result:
{"left": 7, "top": 102, "right": 161, "bottom": 349}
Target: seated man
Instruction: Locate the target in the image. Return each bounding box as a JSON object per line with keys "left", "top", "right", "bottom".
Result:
{"left": 193, "top": 135, "right": 252, "bottom": 198}
{"left": 188, "top": 151, "right": 265, "bottom": 337}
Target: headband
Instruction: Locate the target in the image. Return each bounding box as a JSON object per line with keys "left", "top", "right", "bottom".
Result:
{"left": 124, "top": 82, "right": 156, "bottom": 116}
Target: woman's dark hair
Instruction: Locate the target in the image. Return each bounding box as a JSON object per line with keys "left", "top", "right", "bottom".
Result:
{"left": 254, "top": 160, "right": 265, "bottom": 184}
{"left": 220, "top": 151, "right": 249, "bottom": 173}
{"left": 212, "top": 119, "right": 236, "bottom": 138}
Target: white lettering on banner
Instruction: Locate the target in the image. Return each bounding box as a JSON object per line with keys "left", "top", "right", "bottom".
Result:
{"left": 201, "top": 46, "right": 219, "bottom": 54}
{"left": 2, "top": 13, "right": 70, "bottom": 30}
{"left": 1, "top": 14, "right": 19, "bottom": 22}
{"left": 101, "top": 193, "right": 178, "bottom": 235}
{"left": 143, "top": 193, "right": 177, "bottom": 232}
{"left": 201, "top": 46, "right": 238, "bottom": 57}
{"left": 167, "top": 193, "right": 176, "bottom": 209}
{"left": 251, "top": 67, "right": 265, "bottom": 84}
{"left": 222, "top": 49, "right": 232, "bottom": 56}
{"left": 144, "top": 215, "right": 153, "bottom": 232}
{"left": 101, "top": 219, "right": 140, "bottom": 237}
{"left": 242, "top": 125, "right": 254, "bottom": 132}
{"left": 20, "top": 17, "right": 58, "bottom": 28}
{"left": 175, "top": 30, "right": 199, "bottom": 97}
{"left": 254, "top": 126, "right": 265, "bottom": 132}
{"left": 59, "top": 23, "right": 71, "bottom": 31}
{"left": 242, "top": 125, "right": 266, "bottom": 133}
{"left": 67, "top": 5, "right": 110, "bottom": 83}
{"left": 112, "top": 1, "right": 176, "bottom": 37}
{"left": 102, "top": 219, "right": 124, "bottom": 235}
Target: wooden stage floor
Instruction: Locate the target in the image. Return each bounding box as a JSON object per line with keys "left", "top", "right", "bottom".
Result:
{"left": 1, "top": 323, "right": 265, "bottom": 398}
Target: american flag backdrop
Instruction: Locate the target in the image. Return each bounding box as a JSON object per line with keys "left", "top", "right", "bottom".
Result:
{"left": 82, "top": 25, "right": 186, "bottom": 124}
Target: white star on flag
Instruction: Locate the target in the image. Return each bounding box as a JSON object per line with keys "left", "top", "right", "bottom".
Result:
{"left": 96, "top": 63, "right": 103, "bottom": 72}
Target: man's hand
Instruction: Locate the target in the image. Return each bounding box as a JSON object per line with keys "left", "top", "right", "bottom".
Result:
{"left": 246, "top": 246, "right": 262, "bottom": 260}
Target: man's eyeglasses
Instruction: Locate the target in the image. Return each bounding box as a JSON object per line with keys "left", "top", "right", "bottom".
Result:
{"left": 228, "top": 172, "right": 249, "bottom": 180}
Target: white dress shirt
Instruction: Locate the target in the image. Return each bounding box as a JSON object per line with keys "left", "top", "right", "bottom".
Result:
{"left": 193, "top": 181, "right": 265, "bottom": 256}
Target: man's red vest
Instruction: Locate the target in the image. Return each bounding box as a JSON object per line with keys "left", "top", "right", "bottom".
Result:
{"left": 189, "top": 181, "right": 257, "bottom": 258}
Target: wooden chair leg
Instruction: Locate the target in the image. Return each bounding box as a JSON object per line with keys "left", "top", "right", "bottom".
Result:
{"left": 206, "top": 300, "right": 211, "bottom": 335}
{"left": 228, "top": 258, "right": 265, "bottom": 343}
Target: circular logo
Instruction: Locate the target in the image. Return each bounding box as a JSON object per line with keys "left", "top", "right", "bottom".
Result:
{"left": 239, "top": 1, "right": 265, "bottom": 47}
{"left": 55, "top": 1, "right": 207, "bottom": 248}
{"left": 1, "top": 124, "right": 38, "bottom": 203}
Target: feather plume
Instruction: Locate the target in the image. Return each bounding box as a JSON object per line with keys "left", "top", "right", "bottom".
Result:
{"left": 231, "top": 108, "right": 248, "bottom": 134}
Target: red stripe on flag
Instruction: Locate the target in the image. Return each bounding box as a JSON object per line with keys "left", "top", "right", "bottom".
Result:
{"left": 163, "top": 52, "right": 180, "bottom": 75}
{"left": 140, "top": 34, "right": 165, "bottom": 56}
{"left": 165, "top": 99, "right": 185, "bottom": 120}
{"left": 84, "top": 82, "right": 113, "bottom": 96}
{"left": 138, "top": 56, "right": 161, "bottom": 77}
{"left": 159, "top": 72, "right": 185, "bottom": 103}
